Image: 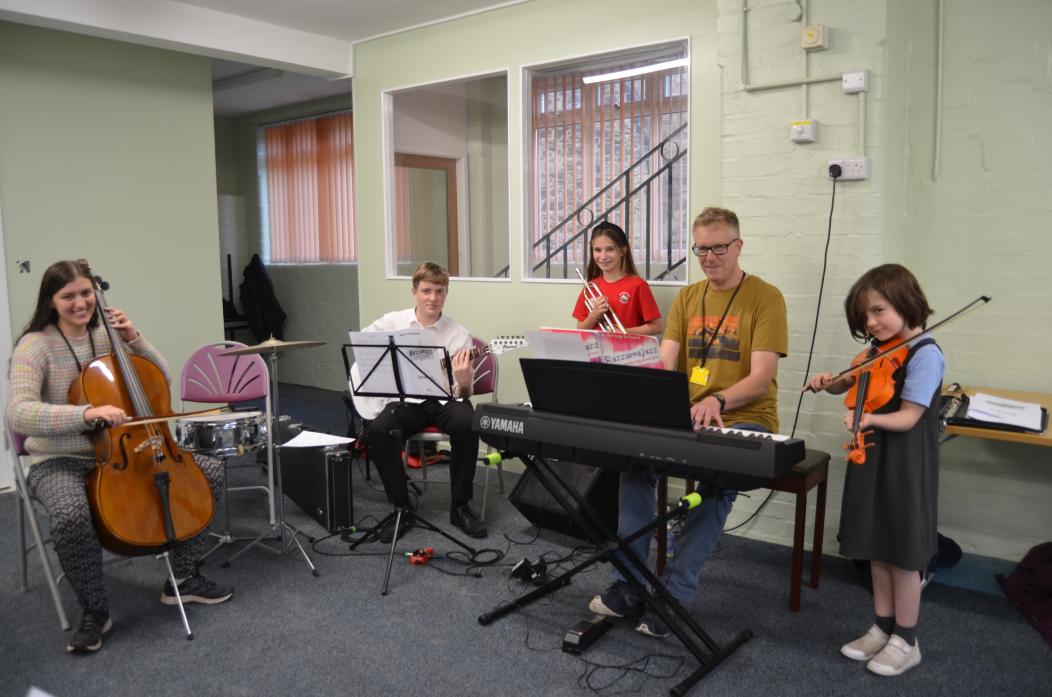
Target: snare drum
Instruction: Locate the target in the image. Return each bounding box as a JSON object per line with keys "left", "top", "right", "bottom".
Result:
{"left": 174, "top": 411, "right": 266, "bottom": 456}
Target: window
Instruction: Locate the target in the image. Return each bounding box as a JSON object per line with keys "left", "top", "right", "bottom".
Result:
{"left": 385, "top": 73, "right": 509, "bottom": 279}
{"left": 527, "top": 44, "right": 689, "bottom": 281}
{"left": 259, "top": 111, "right": 356, "bottom": 263}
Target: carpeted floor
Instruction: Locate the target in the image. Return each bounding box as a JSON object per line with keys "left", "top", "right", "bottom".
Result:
{"left": 3, "top": 386, "right": 1050, "bottom": 697}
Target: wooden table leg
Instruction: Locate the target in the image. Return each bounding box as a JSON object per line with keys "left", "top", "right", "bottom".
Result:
{"left": 790, "top": 485, "right": 805, "bottom": 613}
{"left": 810, "top": 470, "right": 827, "bottom": 589}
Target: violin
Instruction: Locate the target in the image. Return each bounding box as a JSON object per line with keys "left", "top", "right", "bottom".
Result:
{"left": 67, "top": 269, "right": 213, "bottom": 556}
{"left": 842, "top": 340, "right": 909, "bottom": 464}
{"left": 803, "top": 295, "right": 992, "bottom": 465}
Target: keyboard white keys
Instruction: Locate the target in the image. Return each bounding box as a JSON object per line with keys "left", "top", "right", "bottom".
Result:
{"left": 698, "top": 425, "right": 790, "bottom": 442}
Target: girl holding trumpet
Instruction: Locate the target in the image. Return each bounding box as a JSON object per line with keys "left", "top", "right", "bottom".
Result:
{"left": 572, "top": 221, "right": 664, "bottom": 336}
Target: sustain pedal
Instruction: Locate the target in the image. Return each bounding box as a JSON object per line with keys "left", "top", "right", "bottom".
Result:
{"left": 562, "top": 615, "right": 614, "bottom": 655}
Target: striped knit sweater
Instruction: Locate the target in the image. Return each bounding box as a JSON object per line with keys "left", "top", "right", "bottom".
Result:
{"left": 6, "top": 323, "right": 170, "bottom": 467}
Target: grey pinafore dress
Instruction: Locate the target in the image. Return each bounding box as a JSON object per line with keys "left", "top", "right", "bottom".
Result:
{"left": 838, "top": 339, "right": 942, "bottom": 571}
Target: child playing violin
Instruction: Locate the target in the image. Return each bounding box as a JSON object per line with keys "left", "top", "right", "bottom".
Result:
{"left": 572, "top": 221, "right": 664, "bottom": 336}
{"left": 806, "top": 263, "right": 945, "bottom": 677}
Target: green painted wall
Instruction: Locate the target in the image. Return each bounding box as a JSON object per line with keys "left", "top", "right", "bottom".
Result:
{"left": 0, "top": 21, "right": 222, "bottom": 378}
{"left": 883, "top": 0, "right": 1052, "bottom": 558}
{"left": 353, "top": 0, "right": 721, "bottom": 404}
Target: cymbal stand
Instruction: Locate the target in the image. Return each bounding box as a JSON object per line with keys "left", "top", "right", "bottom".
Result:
{"left": 225, "top": 347, "right": 319, "bottom": 576}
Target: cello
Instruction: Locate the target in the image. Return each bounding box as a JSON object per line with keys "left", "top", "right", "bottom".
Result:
{"left": 68, "top": 270, "right": 214, "bottom": 556}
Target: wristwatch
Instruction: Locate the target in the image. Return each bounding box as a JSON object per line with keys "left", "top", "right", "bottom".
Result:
{"left": 713, "top": 393, "right": 726, "bottom": 412}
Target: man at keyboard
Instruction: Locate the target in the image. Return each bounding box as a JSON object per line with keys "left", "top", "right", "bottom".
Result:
{"left": 589, "top": 207, "right": 788, "bottom": 638}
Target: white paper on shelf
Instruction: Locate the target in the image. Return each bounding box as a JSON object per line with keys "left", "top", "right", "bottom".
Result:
{"left": 965, "top": 392, "right": 1043, "bottom": 431}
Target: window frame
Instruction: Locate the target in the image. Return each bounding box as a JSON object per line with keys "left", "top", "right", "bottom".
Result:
{"left": 381, "top": 69, "right": 513, "bottom": 282}
{"left": 520, "top": 39, "right": 692, "bottom": 286}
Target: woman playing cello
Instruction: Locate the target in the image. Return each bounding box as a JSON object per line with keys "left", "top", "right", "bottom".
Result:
{"left": 7, "top": 260, "right": 232, "bottom": 655}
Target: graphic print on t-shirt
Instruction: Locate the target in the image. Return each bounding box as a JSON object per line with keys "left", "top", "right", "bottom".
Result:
{"left": 686, "top": 315, "right": 741, "bottom": 362}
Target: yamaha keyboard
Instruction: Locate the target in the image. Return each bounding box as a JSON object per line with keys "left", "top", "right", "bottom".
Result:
{"left": 474, "top": 403, "right": 806, "bottom": 489}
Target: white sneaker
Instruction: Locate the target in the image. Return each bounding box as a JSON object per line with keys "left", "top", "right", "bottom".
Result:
{"left": 867, "top": 634, "right": 922, "bottom": 676}
{"left": 840, "top": 624, "right": 890, "bottom": 661}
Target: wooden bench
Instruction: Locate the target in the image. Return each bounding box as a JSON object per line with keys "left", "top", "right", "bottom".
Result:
{"left": 656, "top": 449, "right": 830, "bottom": 613}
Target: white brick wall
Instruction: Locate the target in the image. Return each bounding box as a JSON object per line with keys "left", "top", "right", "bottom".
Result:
{"left": 717, "top": 0, "right": 1052, "bottom": 561}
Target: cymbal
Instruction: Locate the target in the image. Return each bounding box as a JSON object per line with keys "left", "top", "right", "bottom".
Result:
{"left": 220, "top": 337, "right": 326, "bottom": 356}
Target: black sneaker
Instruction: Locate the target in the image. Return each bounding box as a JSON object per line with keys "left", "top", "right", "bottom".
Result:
{"left": 67, "top": 609, "right": 112, "bottom": 654}
{"left": 588, "top": 580, "right": 644, "bottom": 618}
{"left": 635, "top": 604, "right": 672, "bottom": 639}
{"left": 379, "top": 512, "right": 415, "bottom": 544}
{"left": 161, "top": 574, "right": 233, "bottom": 605}
{"left": 450, "top": 505, "right": 487, "bottom": 538}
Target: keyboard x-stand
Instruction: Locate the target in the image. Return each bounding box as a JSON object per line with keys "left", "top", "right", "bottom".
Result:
{"left": 477, "top": 451, "right": 751, "bottom": 697}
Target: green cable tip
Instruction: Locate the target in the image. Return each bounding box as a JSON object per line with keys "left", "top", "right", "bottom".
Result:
{"left": 484, "top": 452, "right": 502, "bottom": 466}
{"left": 682, "top": 492, "right": 703, "bottom": 509}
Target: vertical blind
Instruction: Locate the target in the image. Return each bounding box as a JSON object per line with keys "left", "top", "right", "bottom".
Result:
{"left": 263, "top": 112, "right": 356, "bottom": 263}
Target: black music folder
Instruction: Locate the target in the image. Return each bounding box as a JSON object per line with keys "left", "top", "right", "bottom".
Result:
{"left": 940, "top": 394, "right": 1049, "bottom": 434}
{"left": 520, "top": 358, "right": 692, "bottom": 430}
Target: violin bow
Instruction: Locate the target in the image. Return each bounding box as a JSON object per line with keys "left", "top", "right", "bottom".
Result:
{"left": 805, "top": 295, "right": 991, "bottom": 393}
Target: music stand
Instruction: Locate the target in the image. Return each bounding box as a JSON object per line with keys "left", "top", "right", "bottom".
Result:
{"left": 220, "top": 338, "right": 323, "bottom": 576}
{"left": 347, "top": 334, "right": 478, "bottom": 595}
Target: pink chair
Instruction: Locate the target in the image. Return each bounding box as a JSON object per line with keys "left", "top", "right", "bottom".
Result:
{"left": 181, "top": 341, "right": 268, "bottom": 404}
{"left": 401, "top": 337, "right": 504, "bottom": 519}
{"left": 8, "top": 425, "right": 70, "bottom": 630}
{"left": 179, "top": 342, "right": 270, "bottom": 556}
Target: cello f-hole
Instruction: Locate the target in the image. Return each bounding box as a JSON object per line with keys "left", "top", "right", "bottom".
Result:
{"left": 116, "top": 432, "right": 132, "bottom": 470}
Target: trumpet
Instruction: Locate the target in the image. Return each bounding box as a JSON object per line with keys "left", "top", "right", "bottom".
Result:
{"left": 576, "top": 268, "right": 627, "bottom": 333}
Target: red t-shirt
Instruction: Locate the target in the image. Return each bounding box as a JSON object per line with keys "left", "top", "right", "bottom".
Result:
{"left": 572, "top": 274, "right": 661, "bottom": 329}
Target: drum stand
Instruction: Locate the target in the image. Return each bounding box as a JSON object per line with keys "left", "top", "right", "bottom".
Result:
{"left": 198, "top": 401, "right": 281, "bottom": 564}
{"left": 224, "top": 348, "right": 319, "bottom": 576}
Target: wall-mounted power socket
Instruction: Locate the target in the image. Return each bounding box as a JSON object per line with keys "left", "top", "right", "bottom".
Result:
{"left": 827, "top": 157, "right": 869, "bottom": 180}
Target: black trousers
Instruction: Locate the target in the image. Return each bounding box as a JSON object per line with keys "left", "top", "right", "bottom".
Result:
{"left": 366, "top": 399, "right": 478, "bottom": 510}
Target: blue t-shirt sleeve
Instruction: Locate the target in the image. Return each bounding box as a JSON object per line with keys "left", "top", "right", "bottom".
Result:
{"left": 901, "top": 344, "right": 945, "bottom": 407}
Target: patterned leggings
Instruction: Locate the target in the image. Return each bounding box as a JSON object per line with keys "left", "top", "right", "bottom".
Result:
{"left": 25, "top": 454, "right": 224, "bottom": 614}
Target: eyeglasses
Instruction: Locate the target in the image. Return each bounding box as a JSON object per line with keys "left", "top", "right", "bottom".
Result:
{"left": 691, "top": 238, "right": 740, "bottom": 257}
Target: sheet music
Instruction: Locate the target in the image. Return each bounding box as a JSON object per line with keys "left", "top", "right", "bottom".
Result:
{"left": 966, "top": 392, "right": 1043, "bottom": 431}
{"left": 348, "top": 330, "right": 421, "bottom": 395}
{"left": 348, "top": 330, "right": 451, "bottom": 399}
{"left": 527, "top": 329, "right": 595, "bottom": 361}
{"left": 530, "top": 327, "right": 662, "bottom": 368}
{"left": 396, "top": 345, "right": 451, "bottom": 398}
{"left": 282, "top": 431, "right": 354, "bottom": 448}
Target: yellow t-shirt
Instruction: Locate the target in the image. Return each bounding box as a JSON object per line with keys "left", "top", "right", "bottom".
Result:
{"left": 664, "top": 274, "right": 788, "bottom": 432}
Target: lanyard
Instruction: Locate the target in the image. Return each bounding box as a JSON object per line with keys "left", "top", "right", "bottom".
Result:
{"left": 57, "top": 326, "right": 97, "bottom": 372}
{"left": 698, "top": 271, "right": 746, "bottom": 368}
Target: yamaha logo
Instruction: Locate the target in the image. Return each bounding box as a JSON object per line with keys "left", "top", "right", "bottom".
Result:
{"left": 480, "top": 415, "right": 524, "bottom": 435}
